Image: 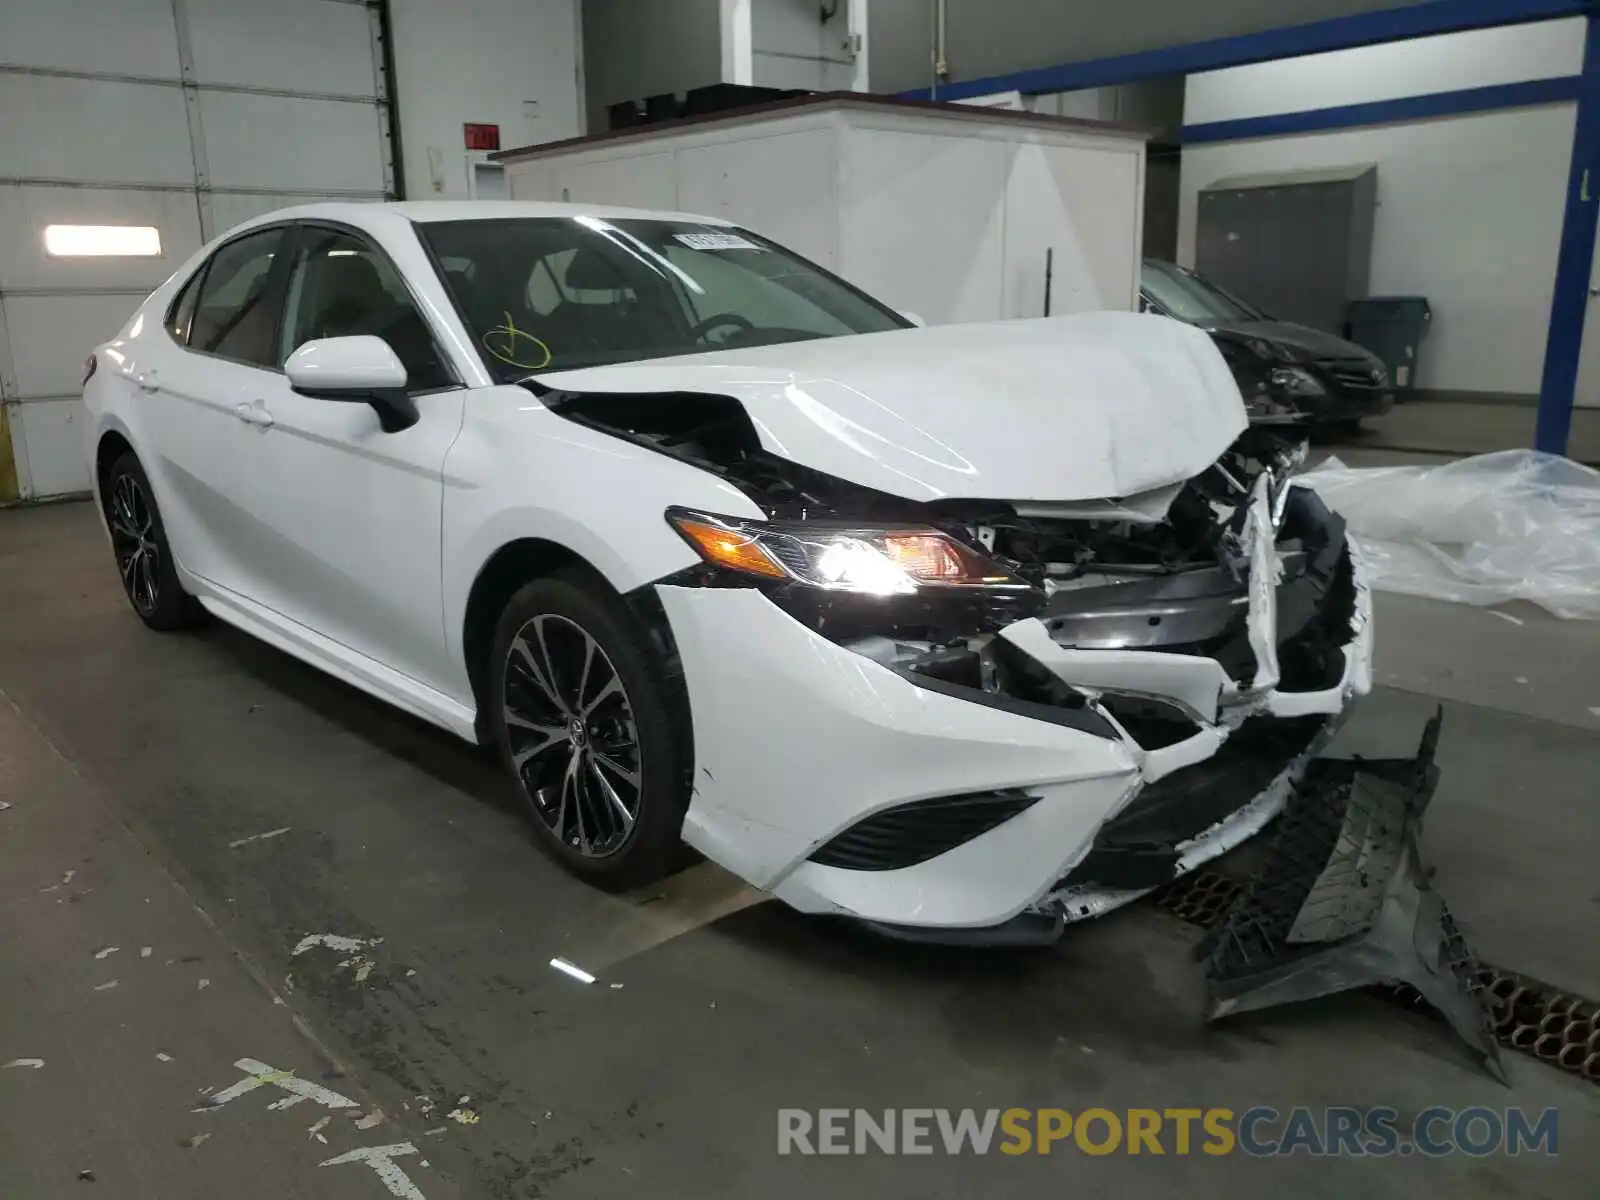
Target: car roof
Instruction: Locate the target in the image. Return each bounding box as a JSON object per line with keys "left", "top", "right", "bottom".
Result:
{"left": 231, "top": 199, "right": 737, "bottom": 232}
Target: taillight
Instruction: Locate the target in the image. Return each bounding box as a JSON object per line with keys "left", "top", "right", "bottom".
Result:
{"left": 82, "top": 354, "right": 98, "bottom": 386}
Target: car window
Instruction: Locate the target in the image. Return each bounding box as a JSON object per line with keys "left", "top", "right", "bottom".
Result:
{"left": 190, "top": 228, "right": 286, "bottom": 366}
{"left": 419, "top": 217, "right": 909, "bottom": 380}
{"left": 1140, "top": 261, "right": 1265, "bottom": 324}
{"left": 166, "top": 268, "right": 203, "bottom": 344}
{"left": 280, "top": 227, "right": 453, "bottom": 392}
{"left": 661, "top": 244, "right": 859, "bottom": 338}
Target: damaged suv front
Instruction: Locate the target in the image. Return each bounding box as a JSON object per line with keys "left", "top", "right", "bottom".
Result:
{"left": 543, "top": 367, "right": 1371, "bottom": 944}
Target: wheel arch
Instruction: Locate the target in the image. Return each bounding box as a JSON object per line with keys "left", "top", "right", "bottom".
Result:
{"left": 458, "top": 536, "right": 693, "bottom": 752}
{"left": 94, "top": 427, "right": 136, "bottom": 504}
{"left": 460, "top": 537, "right": 608, "bottom": 724}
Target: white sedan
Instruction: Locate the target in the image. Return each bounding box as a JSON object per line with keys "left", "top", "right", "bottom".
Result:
{"left": 82, "top": 201, "right": 1371, "bottom": 943}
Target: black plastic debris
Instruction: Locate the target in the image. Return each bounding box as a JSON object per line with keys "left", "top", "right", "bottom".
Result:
{"left": 1200, "top": 710, "right": 1505, "bottom": 1082}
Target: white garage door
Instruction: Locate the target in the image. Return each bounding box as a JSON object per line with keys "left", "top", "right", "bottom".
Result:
{"left": 0, "top": 0, "right": 397, "bottom": 500}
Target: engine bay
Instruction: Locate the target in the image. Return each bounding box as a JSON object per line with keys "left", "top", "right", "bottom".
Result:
{"left": 536, "top": 383, "right": 1357, "bottom": 733}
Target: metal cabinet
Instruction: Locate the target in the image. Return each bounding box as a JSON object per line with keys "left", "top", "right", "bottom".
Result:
{"left": 1196, "top": 165, "right": 1376, "bottom": 335}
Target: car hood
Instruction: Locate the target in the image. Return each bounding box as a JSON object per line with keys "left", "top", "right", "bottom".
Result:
{"left": 1201, "top": 318, "right": 1375, "bottom": 363}
{"left": 534, "top": 312, "right": 1247, "bottom": 503}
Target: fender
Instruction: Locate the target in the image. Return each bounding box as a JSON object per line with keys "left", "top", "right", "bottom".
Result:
{"left": 440, "top": 386, "right": 766, "bottom": 687}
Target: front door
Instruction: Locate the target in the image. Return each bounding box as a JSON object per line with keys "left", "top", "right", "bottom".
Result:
{"left": 233, "top": 222, "right": 466, "bottom": 695}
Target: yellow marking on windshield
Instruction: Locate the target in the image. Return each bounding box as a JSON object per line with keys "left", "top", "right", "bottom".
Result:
{"left": 482, "top": 311, "right": 553, "bottom": 371}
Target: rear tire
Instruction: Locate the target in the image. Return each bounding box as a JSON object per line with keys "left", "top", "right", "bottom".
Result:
{"left": 102, "top": 452, "right": 202, "bottom": 631}
{"left": 487, "top": 569, "right": 691, "bottom": 889}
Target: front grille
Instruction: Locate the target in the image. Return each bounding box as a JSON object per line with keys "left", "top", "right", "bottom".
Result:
{"left": 1120, "top": 489, "right": 1352, "bottom": 689}
{"left": 1056, "top": 716, "right": 1326, "bottom": 890}
{"left": 808, "top": 789, "right": 1040, "bottom": 871}
{"left": 1314, "top": 357, "right": 1386, "bottom": 391}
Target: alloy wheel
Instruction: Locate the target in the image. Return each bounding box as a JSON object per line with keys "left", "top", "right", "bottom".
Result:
{"left": 502, "top": 613, "right": 643, "bottom": 858}
{"left": 108, "top": 474, "right": 160, "bottom": 615}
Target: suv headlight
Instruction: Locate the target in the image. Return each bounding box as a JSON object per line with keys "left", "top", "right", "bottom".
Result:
{"left": 667, "top": 509, "right": 1031, "bottom": 597}
{"left": 1269, "top": 365, "right": 1327, "bottom": 397}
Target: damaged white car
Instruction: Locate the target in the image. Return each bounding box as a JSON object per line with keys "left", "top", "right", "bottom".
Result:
{"left": 83, "top": 202, "right": 1371, "bottom": 942}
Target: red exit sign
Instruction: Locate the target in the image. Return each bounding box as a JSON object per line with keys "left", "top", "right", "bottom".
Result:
{"left": 463, "top": 122, "right": 500, "bottom": 151}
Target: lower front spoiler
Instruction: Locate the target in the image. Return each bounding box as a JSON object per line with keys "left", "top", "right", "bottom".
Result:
{"left": 865, "top": 909, "right": 1067, "bottom": 948}
{"left": 1200, "top": 711, "right": 1505, "bottom": 1081}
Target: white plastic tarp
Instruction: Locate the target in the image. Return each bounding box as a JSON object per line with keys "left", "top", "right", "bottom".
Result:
{"left": 1297, "top": 450, "right": 1600, "bottom": 619}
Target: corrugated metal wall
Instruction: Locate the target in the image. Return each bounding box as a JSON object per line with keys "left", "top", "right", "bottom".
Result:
{"left": 0, "top": 0, "right": 396, "bottom": 500}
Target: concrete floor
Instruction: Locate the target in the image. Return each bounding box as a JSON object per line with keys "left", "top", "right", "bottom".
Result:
{"left": 2, "top": 499, "right": 1597, "bottom": 1199}
{"left": 1324, "top": 396, "right": 1600, "bottom": 464}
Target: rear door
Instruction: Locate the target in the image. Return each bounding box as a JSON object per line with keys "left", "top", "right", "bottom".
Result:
{"left": 234, "top": 222, "right": 465, "bottom": 693}
{"left": 142, "top": 223, "right": 292, "bottom": 597}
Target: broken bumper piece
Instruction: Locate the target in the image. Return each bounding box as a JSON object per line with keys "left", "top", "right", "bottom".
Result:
{"left": 657, "top": 479, "right": 1372, "bottom": 940}
{"left": 1199, "top": 712, "right": 1505, "bottom": 1082}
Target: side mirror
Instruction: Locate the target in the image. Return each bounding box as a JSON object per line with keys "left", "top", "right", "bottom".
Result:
{"left": 284, "top": 336, "right": 419, "bottom": 433}
{"left": 899, "top": 310, "right": 927, "bottom": 328}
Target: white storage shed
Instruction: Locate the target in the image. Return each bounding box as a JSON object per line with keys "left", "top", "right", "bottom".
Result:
{"left": 494, "top": 94, "right": 1149, "bottom": 327}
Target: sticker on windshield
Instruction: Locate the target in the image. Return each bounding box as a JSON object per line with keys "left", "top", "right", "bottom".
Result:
{"left": 673, "top": 232, "right": 763, "bottom": 252}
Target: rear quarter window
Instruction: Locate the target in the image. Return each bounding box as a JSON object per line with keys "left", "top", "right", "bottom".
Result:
{"left": 165, "top": 268, "right": 204, "bottom": 344}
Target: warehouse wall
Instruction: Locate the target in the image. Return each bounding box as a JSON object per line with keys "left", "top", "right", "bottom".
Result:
{"left": 867, "top": 0, "right": 1431, "bottom": 95}
{"left": 391, "top": 0, "right": 583, "bottom": 196}
{"left": 751, "top": 0, "right": 854, "bottom": 90}
{"left": 580, "top": 0, "right": 723, "bottom": 132}
{"left": 1178, "top": 18, "right": 1584, "bottom": 395}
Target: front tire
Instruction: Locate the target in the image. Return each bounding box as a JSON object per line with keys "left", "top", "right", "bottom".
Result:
{"left": 102, "top": 452, "right": 201, "bottom": 631}
{"left": 487, "top": 570, "right": 691, "bottom": 889}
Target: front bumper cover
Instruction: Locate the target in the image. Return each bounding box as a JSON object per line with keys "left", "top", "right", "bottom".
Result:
{"left": 658, "top": 479, "right": 1373, "bottom": 935}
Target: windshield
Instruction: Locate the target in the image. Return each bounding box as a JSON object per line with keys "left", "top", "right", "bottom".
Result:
{"left": 420, "top": 217, "right": 910, "bottom": 379}
{"left": 1141, "top": 260, "right": 1266, "bottom": 324}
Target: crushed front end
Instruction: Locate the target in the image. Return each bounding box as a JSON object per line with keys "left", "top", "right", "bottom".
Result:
{"left": 806, "top": 429, "right": 1373, "bottom": 936}
{"left": 551, "top": 385, "right": 1372, "bottom": 938}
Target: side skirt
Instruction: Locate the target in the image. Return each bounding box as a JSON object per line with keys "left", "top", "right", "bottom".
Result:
{"left": 189, "top": 576, "right": 480, "bottom": 744}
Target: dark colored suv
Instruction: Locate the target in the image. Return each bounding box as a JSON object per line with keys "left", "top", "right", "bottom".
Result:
{"left": 1140, "top": 259, "right": 1394, "bottom": 430}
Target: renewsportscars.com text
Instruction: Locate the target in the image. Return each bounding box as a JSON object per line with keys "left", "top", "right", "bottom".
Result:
{"left": 777, "top": 1106, "right": 1559, "bottom": 1158}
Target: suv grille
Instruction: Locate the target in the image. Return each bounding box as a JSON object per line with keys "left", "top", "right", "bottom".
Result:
{"left": 1315, "top": 357, "right": 1386, "bottom": 391}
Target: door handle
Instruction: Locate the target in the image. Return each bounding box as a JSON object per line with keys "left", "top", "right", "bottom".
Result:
{"left": 136, "top": 371, "right": 160, "bottom": 393}
{"left": 234, "top": 401, "right": 275, "bottom": 429}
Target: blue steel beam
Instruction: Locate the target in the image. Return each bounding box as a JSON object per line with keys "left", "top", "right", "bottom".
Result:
{"left": 900, "top": 0, "right": 1594, "bottom": 101}
{"left": 1537, "top": 13, "right": 1600, "bottom": 454}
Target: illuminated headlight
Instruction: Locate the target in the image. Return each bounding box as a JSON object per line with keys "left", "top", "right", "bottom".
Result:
{"left": 1269, "top": 365, "right": 1327, "bottom": 397}
{"left": 667, "top": 509, "right": 1030, "bottom": 597}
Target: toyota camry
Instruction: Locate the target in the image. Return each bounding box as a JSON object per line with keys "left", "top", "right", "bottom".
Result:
{"left": 82, "top": 201, "right": 1372, "bottom": 943}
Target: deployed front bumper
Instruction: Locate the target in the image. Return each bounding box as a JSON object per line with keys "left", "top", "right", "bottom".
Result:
{"left": 657, "top": 480, "right": 1373, "bottom": 935}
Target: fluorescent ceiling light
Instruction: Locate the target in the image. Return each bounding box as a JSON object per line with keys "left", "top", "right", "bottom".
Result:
{"left": 44, "top": 224, "right": 162, "bottom": 257}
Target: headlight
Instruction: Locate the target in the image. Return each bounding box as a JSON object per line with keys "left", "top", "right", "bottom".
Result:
{"left": 1268, "top": 365, "right": 1327, "bottom": 397}
{"left": 667, "top": 509, "right": 1030, "bottom": 597}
